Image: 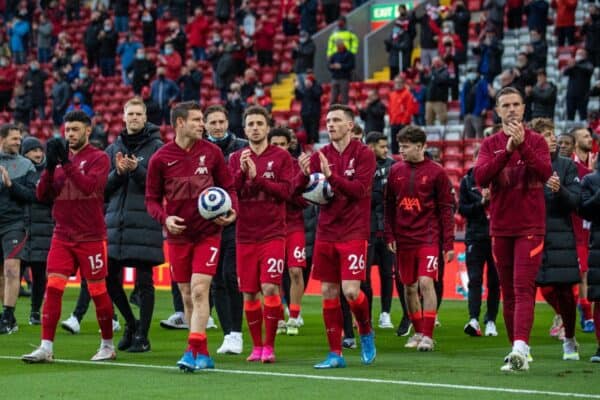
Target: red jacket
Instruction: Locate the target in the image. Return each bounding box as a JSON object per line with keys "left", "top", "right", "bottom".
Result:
{"left": 186, "top": 15, "right": 210, "bottom": 48}
{"left": 474, "top": 129, "right": 552, "bottom": 236}
{"left": 384, "top": 158, "right": 455, "bottom": 251}
{"left": 162, "top": 52, "right": 182, "bottom": 82}
{"left": 0, "top": 65, "right": 17, "bottom": 91}
{"left": 254, "top": 22, "right": 276, "bottom": 51}
{"left": 145, "top": 139, "right": 238, "bottom": 244}
{"left": 551, "top": 0, "right": 578, "bottom": 28}
{"left": 37, "top": 144, "right": 109, "bottom": 242}
{"left": 388, "top": 88, "right": 419, "bottom": 125}
{"left": 298, "top": 139, "right": 376, "bottom": 242}
{"left": 229, "top": 145, "right": 293, "bottom": 243}
{"left": 287, "top": 159, "right": 308, "bottom": 234}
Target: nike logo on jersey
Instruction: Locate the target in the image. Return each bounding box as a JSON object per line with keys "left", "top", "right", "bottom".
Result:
{"left": 494, "top": 150, "right": 504, "bottom": 154}
{"left": 167, "top": 160, "right": 179, "bottom": 166}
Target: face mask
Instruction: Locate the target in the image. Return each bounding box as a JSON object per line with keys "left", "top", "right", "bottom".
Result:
{"left": 136, "top": 53, "right": 145, "bottom": 59}
{"left": 104, "top": 25, "right": 111, "bottom": 31}
{"left": 0, "top": 60, "right": 7, "bottom": 67}
{"left": 165, "top": 48, "right": 173, "bottom": 55}
{"left": 255, "top": 89, "right": 264, "bottom": 97}
{"left": 467, "top": 72, "right": 477, "bottom": 81}
{"left": 79, "top": 73, "right": 87, "bottom": 79}
{"left": 392, "top": 27, "right": 401, "bottom": 34}
{"left": 299, "top": 36, "right": 307, "bottom": 43}
{"left": 443, "top": 28, "right": 451, "bottom": 34}
{"left": 575, "top": 55, "right": 584, "bottom": 62}
{"left": 30, "top": 64, "right": 38, "bottom": 70}
{"left": 142, "top": 14, "right": 152, "bottom": 22}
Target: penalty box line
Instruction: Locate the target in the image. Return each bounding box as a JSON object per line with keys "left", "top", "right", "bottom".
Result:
{"left": 1, "top": 355, "right": 599, "bottom": 399}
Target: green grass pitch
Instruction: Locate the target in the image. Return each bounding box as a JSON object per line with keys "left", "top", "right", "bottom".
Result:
{"left": 0, "top": 288, "right": 599, "bottom": 399}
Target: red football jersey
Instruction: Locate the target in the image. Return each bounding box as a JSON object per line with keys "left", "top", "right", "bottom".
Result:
{"left": 384, "top": 158, "right": 455, "bottom": 251}
{"left": 229, "top": 144, "right": 293, "bottom": 243}
{"left": 145, "top": 139, "right": 238, "bottom": 244}
{"left": 287, "top": 159, "right": 308, "bottom": 234}
{"left": 37, "top": 144, "right": 109, "bottom": 242}
{"left": 300, "top": 139, "right": 376, "bottom": 242}
{"left": 474, "top": 129, "right": 552, "bottom": 237}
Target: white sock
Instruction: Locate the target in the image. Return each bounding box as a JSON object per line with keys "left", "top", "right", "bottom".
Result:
{"left": 41, "top": 340, "right": 53, "bottom": 353}
{"left": 101, "top": 339, "right": 114, "bottom": 348}
{"left": 513, "top": 340, "right": 529, "bottom": 355}
{"left": 230, "top": 331, "right": 242, "bottom": 338}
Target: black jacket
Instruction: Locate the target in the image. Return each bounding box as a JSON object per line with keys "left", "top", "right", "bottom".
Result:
{"left": 371, "top": 157, "right": 395, "bottom": 234}
{"left": 295, "top": 82, "right": 322, "bottom": 117}
{"left": 0, "top": 152, "right": 36, "bottom": 235}
{"left": 529, "top": 82, "right": 557, "bottom": 119}
{"left": 24, "top": 69, "right": 48, "bottom": 104}
{"left": 104, "top": 123, "right": 164, "bottom": 264}
{"left": 21, "top": 159, "right": 53, "bottom": 264}
{"left": 565, "top": 60, "right": 594, "bottom": 97}
{"left": 98, "top": 29, "right": 118, "bottom": 58}
{"left": 536, "top": 155, "right": 581, "bottom": 286}
{"left": 303, "top": 204, "right": 318, "bottom": 260}
{"left": 292, "top": 40, "right": 316, "bottom": 74}
{"left": 580, "top": 165, "right": 600, "bottom": 301}
{"left": 84, "top": 21, "right": 102, "bottom": 49}
{"left": 458, "top": 168, "right": 491, "bottom": 242}
{"left": 225, "top": 98, "right": 246, "bottom": 138}
{"left": 328, "top": 50, "right": 354, "bottom": 80}
{"left": 424, "top": 66, "right": 450, "bottom": 102}
{"left": 178, "top": 69, "right": 203, "bottom": 101}
{"left": 582, "top": 16, "right": 600, "bottom": 53}
{"left": 384, "top": 25, "right": 414, "bottom": 68}
{"left": 360, "top": 100, "right": 386, "bottom": 136}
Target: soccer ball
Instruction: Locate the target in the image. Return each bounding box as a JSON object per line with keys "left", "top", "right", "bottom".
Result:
{"left": 198, "top": 187, "right": 232, "bottom": 219}
{"left": 302, "top": 172, "right": 334, "bottom": 205}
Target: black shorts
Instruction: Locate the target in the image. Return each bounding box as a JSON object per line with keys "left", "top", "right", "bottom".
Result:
{"left": 0, "top": 230, "right": 27, "bottom": 261}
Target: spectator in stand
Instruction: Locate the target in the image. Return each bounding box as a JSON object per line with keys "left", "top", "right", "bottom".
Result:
{"left": 0, "top": 56, "right": 16, "bottom": 112}
{"left": 524, "top": 0, "right": 549, "bottom": 36}
{"left": 187, "top": 7, "right": 210, "bottom": 61}
{"left": 159, "top": 42, "right": 182, "bottom": 82}
{"left": 440, "top": 36, "right": 460, "bottom": 100}
{"left": 410, "top": 73, "right": 427, "bottom": 127}
{"left": 512, "top": 52, "right": 537, "bottom": 96}
{"left": 65, "top": 53, "right": 85, "bottom": 84}
{"left": 321, "top": 0, "right": 341, "bottom": 24}
{"left": 216, "top": 43, "right": 237, "bottom": 101}
{"left": 65, "top": 0, "right": 81, "bottom": 21}
{"left": 439, "top": 21, "right": 465, "bottom": 65}
{"left": 164, "top": 21, "right": 187, "bottom": 62}
{"left": 282, "top": 9, "right": 300, "bottom": 36}
{"left": 216, "top": 0, "right": 231, "bottom": 24}
{"left": 449, "top": 1, "right": 471, "bottom": 50}
{"left": 483, "top": 0, "right": 505, "bottom": 37}
{"left": 473, "top": 28, "right": 504, "bottom": 83}
{"left": 98, "top": 18, "right": 118, "bottom": 77}
{"left": 385, "top": 12, "right": 415, "bottom": 77}
{"left": 326, "top": 16, "right": 359, "bottom": 57}
{"left": 225, "top": 82, "right": 246, "bottom": 138}
{"left": 551, "top": 0, "right": 578, "bottom": 46}
{"left": 328, "top": 40, "right": 354, "bottom": 105}
{"left": 170, "top": 0, "right": 189, "bottom": 24}
{"left": 141, "top": 86, "right": 162, "bottom": 126}
{"left": 292, "top": 31, "right": 316, "bottom": 85}
{"left": 360, "top": 90, "right": 386, "bottom": 135}
{"left": 178, "top": 60, "right": 203, "bottom": 102}
{"left": 12, "top": 84, "right": 32, "bottom": 126}
{"left": 564, "top": 48, "right": 594, "bottom": 121}
{"left": 84, "top": 12, "right": 103, "bottom": 69}
{"left": 294, "top": 73, "right": 322, "bottom": 144}
{"left": 0, "top": 34, "right": 11, "bottom": 59}
{"left": 460, "top": 67, "right": 490, "bottom": 138}
{"left": 50, "top": 72, "right": 71, "bottom": 127}
{"left": 236, "top": 1, "right": 257, "bottom": 36}
{"left": 141, "top": 6, "right": 157, "bottom": 47}
{"left": 24, "top": 60, "right": 48, "bottom": 121}
{"left": 582, "top": 5, "right": 600, "bottom": 68}
{"left": 506, "top": 0, "right": 524, "bottom": 30}
{"left": 423, "top": 57, "right": 451, "bottom": 126}
{"left": 414, "top": 5, "right": 441, "bottom": 67}
{"left": 254, "top": 15, "right": 276, "bottom": 67}
{"left": 130, "top": 47, "right": 156, "bottom": 95}
{"left": 90, "top": 114, "right": 109, "bottom": 149}
{"left": 7, "top": 11, "right": 30, "bottom": 65}
{"left": 246, "top": 84, "right": 273, "bottom": 112}
{"left": 527, "top": 29, "right": 547, "bottom": 71}
{"left": 388, "top": 75, "right": 419, "bottom": 154}
{"left": 298, "top": 0, "right": 318, "bottom": 35}
{"left": 117, "top": 34, "right": 142, "bottom": 85}
{"left": 36, "top": 14, "right": 54, "bottom": 64}
{"left": 65, "top": 93, "right": 94, "bottom": 118}
{"left": 114, "top": 0, "right": 129, "bottom": 33}
{"left": 150, "top": 67, "right": 179, "bottom": 125}
{"left": 239, "top": 70, "right": 258, "bottom": 101}
{"left": 527, "top": 69, "right": 557, "bottom": 120}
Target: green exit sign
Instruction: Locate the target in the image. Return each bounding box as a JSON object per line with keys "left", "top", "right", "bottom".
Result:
{"left": 370, "top": 2, "right": 414, "bottom": 22}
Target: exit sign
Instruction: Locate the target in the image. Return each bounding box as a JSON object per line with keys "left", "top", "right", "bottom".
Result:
{"left": 370, "top": 2, "right": 415, "bottom": 29}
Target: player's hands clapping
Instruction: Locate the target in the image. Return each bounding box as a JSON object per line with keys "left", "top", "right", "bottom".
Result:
{"left": 505, "top": 120, "right": 524, "bottom": 153}
{"left": 165, "top": 215, "right": 186, "bottom": 235}
{"left": 546, "top": 171, "right": 560, "bottom": 193}
{"left": 0, "top": 166, "right": 11, "bottom": 188}
{"left": 387, "top": 241, "right": 397, "bottom": 253}
{"left": 318, "top": 152, "right": 332, "bottom": 178}
{"left": 115, "top": 152, "right": 139, "bottom": 175}
{"left": 214, "top": 209, "right": 237, "bottom": 226}
{"left": 298, "top": 153, "right": 311, "bottom": 176}
{"left": 240, "top": 149, "right": 256, "bottom": 179}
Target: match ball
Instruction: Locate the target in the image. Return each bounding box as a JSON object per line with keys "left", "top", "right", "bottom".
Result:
{"left": 198, "top": 187, "right": 232, "bottom": 219}
{"left": 302, "top": 172, "right": 334, "bottom": 205}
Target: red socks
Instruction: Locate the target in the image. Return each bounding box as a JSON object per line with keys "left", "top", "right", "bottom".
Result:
{"left": 244, "top": 299, "right": 263, "bottom": 347}
{"left": 422, "top": 310, "right": 437, "bottom": 338}
{"left": 580, "top": 298, "right": 593, "bottom": 320}
{"left": 289, "top": 303, "right": 301, "bottom": 319}
{"left": 41, "top": 286, "right": 63, "bottom": 341}
{"left": 348, "top": 292, "right": 372, "bottom": 335}
{"left": 409, "top": 311, "right": 422, "bottom": 335}
{"left": 264, "top": 295, "right": 281, "bottom": 348}
{"left": 323, "top": 298, "right": 343, "bottom": 355}
{"left": 187, "top": 332, "right": 208, "bottom": 356}
{"left": 88, "top": 281, "right": 113, "bottom": 340}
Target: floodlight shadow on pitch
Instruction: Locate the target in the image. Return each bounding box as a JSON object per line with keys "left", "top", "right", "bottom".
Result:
{"left": 198, "top": 187, "right": 232, "bottom": 219}
{"left": 302, "top": 172, "right": 334, "bottom": 205}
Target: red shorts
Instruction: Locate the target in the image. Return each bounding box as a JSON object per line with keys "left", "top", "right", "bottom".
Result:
{"left": 168, "top": 236, "right": 221, "bottom": 283}
{"left": 286, "top": 230, "right": 307, "bottom": 268}
{"left": 396, "top": 246, "right": 439, "bottom": 285}
{"left": 576, "top": 243, "right": 589, "bottom": 273}
{"left": 237, "top": 239, "right": 285, "bottom": 293}
{"left": 47, "top": 238, "right": 108, "bottom": 280}
{"left": 312, "top": 239, "right": 368, "bottom": 283}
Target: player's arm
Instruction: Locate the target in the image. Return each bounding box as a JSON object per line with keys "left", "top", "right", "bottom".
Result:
{"left": 129, "top": 141, "right": 162, "bottom": 189}
{"left": 8, "top": 166, "right": 37, "bottom": 203}
{"left": 213, "top": 150, "right": 239, "bottom": 215}
{"left": 519, "top": 134, "right": 553, "bottom": 183}
{"left": 436, "top": 170, "right": 456, "bottom": 254}
{"left": 252, "top": 152, "right": 293, "bottom": 201}
{"left": 104, "top": 145, "right": 127, "bottom": 198}
{"left": 62, "top": 153, "right": 110, "bottom": 196}
{"left": 383, "top": 168, "right": 397, "bottom": 251}
{"left": 556, "top": 160, "right": 581, "bottom": 211}
{"left": 457, "top": 175, "right": 483, "bottom": 218}
{"left": 326, "top": 148, "right": 376, "bottom": 200}
{"left": 473, "top": 138, "right": 512, "bottom": 187}
{"left": 36, "top": 168, "right": 57, "bottom": 202}
{"left": 144, "top": 154, "right": 167, "bottom": 225}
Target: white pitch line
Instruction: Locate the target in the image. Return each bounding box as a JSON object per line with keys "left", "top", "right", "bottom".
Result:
{"left": 1, "top": 355, "right": 599, "bottom": 399}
